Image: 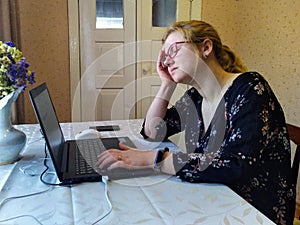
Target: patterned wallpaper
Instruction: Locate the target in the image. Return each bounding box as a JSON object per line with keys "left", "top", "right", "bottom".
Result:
{"left": 202, "top": 0, "right": 300, "bottom": 126}
{"left": 18, "top": 0, "right": 70, "bottom": 124}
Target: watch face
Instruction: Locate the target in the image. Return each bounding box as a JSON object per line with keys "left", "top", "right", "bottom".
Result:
{"left": 155, "top": 150, "right": 164, "bottom": 164}
{"left": 154, "top": 148, "right": 169, "bottom": 174}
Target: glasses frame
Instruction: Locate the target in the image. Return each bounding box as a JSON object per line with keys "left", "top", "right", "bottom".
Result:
{"left": 164, "top": 40, "right": 204, "bottom": 61}
{"left": 164, "top": 41, "right": 188, "bottom": 60}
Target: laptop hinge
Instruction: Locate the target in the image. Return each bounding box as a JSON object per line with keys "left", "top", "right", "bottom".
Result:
{"left": 61, "top": 143, "right": 69, "bottom": 173}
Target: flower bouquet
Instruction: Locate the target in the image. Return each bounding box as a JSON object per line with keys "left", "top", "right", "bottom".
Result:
{"left": 0, "top": 41, "right": 35, "bottom": 99}
{"left": 0, "top": 41, "right": 36, "bottom": 164}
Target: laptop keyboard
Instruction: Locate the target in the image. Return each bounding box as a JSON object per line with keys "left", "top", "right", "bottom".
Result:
{"left": 75, "top": 139, "right": 106, "bottom": 175}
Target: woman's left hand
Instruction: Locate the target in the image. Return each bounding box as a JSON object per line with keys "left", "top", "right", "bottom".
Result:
{"left": 96, "top": 142, "right": 157, "bottom": 170}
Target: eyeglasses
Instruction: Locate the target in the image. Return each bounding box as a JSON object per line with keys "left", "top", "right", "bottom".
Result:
{"left": 164, "top": 41, "right": 203, "bottom": 60}
{"left": 164, "top": 41, "right": 188, "bottom": 59}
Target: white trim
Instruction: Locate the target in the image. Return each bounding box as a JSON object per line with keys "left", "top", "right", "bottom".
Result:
{"left": 68, "top": 0, "right": 81, "bottom": 122}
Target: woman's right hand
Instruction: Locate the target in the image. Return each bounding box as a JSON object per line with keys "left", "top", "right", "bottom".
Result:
{"left": 156, "top": 50, "right": 174, "bottom": 83}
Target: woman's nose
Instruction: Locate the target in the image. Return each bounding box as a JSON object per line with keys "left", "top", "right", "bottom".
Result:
{"left": 163, "top": 55, "right": 174, "bottom": 67}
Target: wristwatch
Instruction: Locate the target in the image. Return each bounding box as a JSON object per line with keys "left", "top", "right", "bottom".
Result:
{"left": 153, "top": 147, "right": 169, "bottom": 174}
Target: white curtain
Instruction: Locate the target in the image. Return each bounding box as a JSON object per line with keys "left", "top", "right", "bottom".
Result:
{"left": 0, "top": 0, "right": 24, "bottom": 124}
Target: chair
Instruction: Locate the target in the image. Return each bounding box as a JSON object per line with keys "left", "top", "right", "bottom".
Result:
{"left": 287, "top": 124, "right": 300, "bottom": 185}
{"left": 286, "top": 123, "right": 300, "bottom": 221}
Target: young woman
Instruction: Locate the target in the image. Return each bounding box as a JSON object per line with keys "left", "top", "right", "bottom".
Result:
{"left": 97, "top": 20, "right": 296, "bottom": 225}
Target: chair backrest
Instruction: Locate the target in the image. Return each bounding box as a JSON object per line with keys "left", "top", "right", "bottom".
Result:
{"left": 286, "top": 123, "right": 300, "bottom": 185}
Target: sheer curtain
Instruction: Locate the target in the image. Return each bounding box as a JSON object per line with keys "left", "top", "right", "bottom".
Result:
{"left": 0, "top": 0, "right": 24, "bottom": 124}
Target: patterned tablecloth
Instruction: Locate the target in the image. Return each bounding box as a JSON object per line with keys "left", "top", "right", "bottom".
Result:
{"left": 0, "top": 119, "right": 275, "bottom": 225}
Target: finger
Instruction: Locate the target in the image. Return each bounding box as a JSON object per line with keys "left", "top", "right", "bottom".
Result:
{"left": 96, "top": 150, "right": 119, "bottom": 169}
{"left": 107, "top": 160, "right": 134, "bottom": 171}
{"left": 157, "top": 50, "right": 166, "bottom": 68}
{"left": 118, "top": 142, "right": 130, "bottom": 150}
{"left": 96, "top": 150, "right": 111, "bottom": 162}
{"left": 97, "top": 149, "right": 118, "bottom": 159}
{"left": 97, "top": 155, "right": 114, "bottom": 169}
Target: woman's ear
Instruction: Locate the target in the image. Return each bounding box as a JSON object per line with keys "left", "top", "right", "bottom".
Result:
{"left": 201, "top": 39, "right": 213, "bottom": 59}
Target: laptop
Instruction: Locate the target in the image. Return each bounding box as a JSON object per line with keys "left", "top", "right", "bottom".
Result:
{"left": 29, "top": 82, "right": 155, "bottom": 185}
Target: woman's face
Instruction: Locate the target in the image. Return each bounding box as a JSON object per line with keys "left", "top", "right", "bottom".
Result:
{"left": 162, "top": 31, "right": 200, "bottom": 84}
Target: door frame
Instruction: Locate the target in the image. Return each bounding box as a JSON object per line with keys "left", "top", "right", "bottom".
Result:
{"left": 68, "top": 0, "right": 81, "bottom": 122}
{"left": 68, "top": 0, "right": 137, "bottom": 122}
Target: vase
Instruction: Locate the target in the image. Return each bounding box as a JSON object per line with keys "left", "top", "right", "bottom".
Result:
{"left": 0, "top": 88, "right": 26, "bottom": 165}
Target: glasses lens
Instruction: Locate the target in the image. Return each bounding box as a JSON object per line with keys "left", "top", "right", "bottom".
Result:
{"left": 167, "top": 43, "right": 178, "bottom": 59}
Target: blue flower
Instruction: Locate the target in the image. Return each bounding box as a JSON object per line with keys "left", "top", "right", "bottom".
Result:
{"left": 0, "top": 41, "right": 36, "bottom": 99}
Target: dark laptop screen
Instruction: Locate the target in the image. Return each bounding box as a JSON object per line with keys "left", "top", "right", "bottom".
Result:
{"left": 29, "top": 83, "right": 64, "bottom": 171}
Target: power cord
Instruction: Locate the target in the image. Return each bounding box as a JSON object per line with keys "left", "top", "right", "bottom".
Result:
{"left": 39, "top": 143, "right": 62, "bottom": 186}
{"left": 91, "top": 176, "right": 113, "bottom": 225}
{"left": 38, "top": 139, "right": 113, "bottom": 223}
{"left": 1, "top": 137, "right": 113, "bottom": 224}
{"left": 0, "top": 185, "right": 53, "bottom": 225}
{"left": 19, "top": 143, "right": 61, "bottom": 186}
{"left": 0, "top": 214, "right": 43, "bottom": 225}
{"left": 0, "top": 143, "right": 55, "bottom": 224}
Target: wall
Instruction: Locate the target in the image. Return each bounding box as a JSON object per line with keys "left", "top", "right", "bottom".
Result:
{"left": 202, "top": 0, "right": 300, "bottom": 126}
{"left": 18, "top": 0, "right": 70, "bottom": 123}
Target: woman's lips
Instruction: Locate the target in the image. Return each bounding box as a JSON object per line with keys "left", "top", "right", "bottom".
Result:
{"left": 170, "top": 67, "right": 178, "bottom": 74}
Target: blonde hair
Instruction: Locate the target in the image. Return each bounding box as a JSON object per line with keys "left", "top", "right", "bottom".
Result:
{"left": 162, "top": 20, "right": 247, "bottom": 73}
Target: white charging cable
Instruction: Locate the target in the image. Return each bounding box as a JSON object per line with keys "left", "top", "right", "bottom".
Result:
{"left": 91, "top": 176, "right": 113, "bottom": 224}
{"left": 0, "top": 187, "right": 53, "bottom": 224}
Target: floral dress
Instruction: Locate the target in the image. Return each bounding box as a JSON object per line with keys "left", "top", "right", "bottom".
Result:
{"left": 140, "top": 72, "right": 296, "bottom": 225}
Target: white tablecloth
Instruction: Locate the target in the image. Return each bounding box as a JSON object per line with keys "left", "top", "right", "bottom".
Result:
{"left": 0, "top": 120, "right": 275, "bottom": 225}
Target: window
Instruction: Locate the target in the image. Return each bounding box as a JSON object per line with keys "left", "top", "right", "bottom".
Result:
{"left": 152, "top": 0, "right": 176, "bottom": 27}
{"left": 96, "top": 0, "right": 123, "bottom": 29}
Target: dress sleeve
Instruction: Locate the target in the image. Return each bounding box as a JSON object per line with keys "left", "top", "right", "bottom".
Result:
{"left": 140, "top": 89, "right": 194, "bottom": 141}
{"left": 173, "top": 75, "right": 289, "bottom": 185}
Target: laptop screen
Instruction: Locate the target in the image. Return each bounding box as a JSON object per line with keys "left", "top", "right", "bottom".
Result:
{"left": 29, "top": 83, "right": 64, "bottom": 171}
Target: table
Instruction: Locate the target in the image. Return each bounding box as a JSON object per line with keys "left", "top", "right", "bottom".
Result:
{"left": 0, "top": 119, "right": 275, "bottom": 225}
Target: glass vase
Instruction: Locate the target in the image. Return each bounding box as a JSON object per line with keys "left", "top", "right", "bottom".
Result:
{"left": 0, "top": 88, "right": 26, "bottom": 165}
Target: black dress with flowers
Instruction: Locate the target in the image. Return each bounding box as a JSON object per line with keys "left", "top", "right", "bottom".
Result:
{"left": 140, "top": 72, "right": 296, "bottom": 225}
